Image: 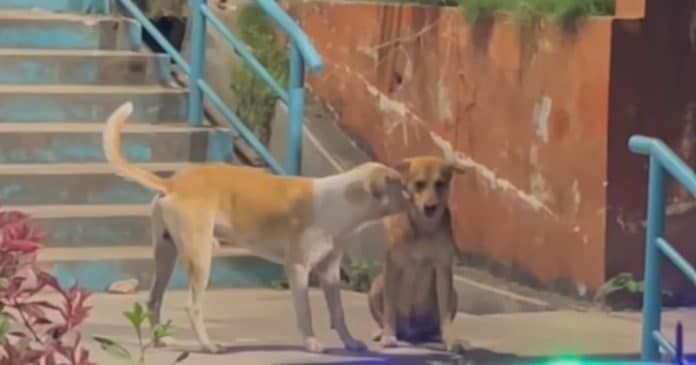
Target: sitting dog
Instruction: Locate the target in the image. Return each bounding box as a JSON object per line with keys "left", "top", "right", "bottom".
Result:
{"left": 368, "top": 132, "right": 468, "bottom": 353}
{"left": 101, "top": 102, "right": 409, "bottom": 353}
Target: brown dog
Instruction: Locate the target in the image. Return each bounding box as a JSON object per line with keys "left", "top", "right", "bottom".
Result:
{"left": 368, "top": 132, "right": 467, "bottom": 353}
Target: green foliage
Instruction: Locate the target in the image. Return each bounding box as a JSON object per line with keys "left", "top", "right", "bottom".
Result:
{"left": 230, "top": 3, "right": 289, "bottom": 145}
{"left": 343, "top": 261, "right": 381, "bottom": 293}
{"left": 94, "top": 302, "right": 187, "bottom": 365}
{"left": 594, "top": 272, "right": 644, "bottom": 302}
{"left": 370, "top": 0, "right": 459, "bottom": 5}
{"left": 0, "top": 315, "right": 10, "bottom": 340}
{"left": 460, "top": 0, "right": 615, "bottom": 28}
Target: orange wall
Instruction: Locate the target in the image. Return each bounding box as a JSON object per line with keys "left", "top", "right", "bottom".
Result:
{"left": 288, "top": 2, "right": 613, "bottom": 292}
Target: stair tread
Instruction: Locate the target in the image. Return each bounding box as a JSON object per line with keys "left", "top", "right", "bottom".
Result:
{"left": 39, "top": 246, "right": 252, "bottom": 262}
{"left": 0, "top": 122, "right": 216, "bottom": 133}
{"left": 0, "top": 9, "right": 120, "bottom": 21}
{"left": 0, "top": 162, "right": 200, "bottom": 174}
{"left": 0, "top": 84, "right": 184, "bottom": 94}
{"left": 6, "top": 204, "right": 151, "bottom": 218}
{"left": 0, "top": 49, "right": 160, "bottom": 57}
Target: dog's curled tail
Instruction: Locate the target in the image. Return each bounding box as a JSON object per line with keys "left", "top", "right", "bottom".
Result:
{"left": 102, "top": 102, "right": 170, "bottom": 194}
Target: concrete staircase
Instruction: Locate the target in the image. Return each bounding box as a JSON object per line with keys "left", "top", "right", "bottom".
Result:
{"left": 0, "top": 2, "right": 283, "bottom": 291}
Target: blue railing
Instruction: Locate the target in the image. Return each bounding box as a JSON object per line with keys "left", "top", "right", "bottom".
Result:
{"left": 629, "top": 135, "right": 696, "bottom": 363}
{"left": 117, "top": 0, "right": 323, "bottom": 175}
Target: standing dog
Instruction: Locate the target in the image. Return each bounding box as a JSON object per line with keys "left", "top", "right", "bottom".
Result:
{"left": 368, "top": 132, "right": 468, "bottom": 353}
{"left": 102, "top": 102, "right": 409, "bottom": 353}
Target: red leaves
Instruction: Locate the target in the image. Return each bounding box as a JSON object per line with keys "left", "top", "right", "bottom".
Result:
{"left": 0, "top": 205, "right": 94, "bottom": 365}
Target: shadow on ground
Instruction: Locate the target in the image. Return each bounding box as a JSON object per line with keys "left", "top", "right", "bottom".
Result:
{"left": 167, "top": 343, "right": 644, "bottom": 365}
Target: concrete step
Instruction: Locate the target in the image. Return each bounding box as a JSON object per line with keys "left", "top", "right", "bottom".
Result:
{"left": 0, "top": 10, "right": 140, "bottom": 50}
{"left": 0, "top": 123, "right": 225, "bottom": 163}
{"left": 0, "top": 85, "right": 187, "bottom": 123}
{"left": 0, "top": 0, "right": 109, "bottom": 14}
{"left": 38, "top": 246, "right": 285, "bottom": 292}
{"left": 0, "top": 162, "right": 191, "bottom": 205}
{"left": 0, "top": 49, "right": 172, "bottom": 85}
{"left": 15, "top": 204, "right": 152, "bottom": 247}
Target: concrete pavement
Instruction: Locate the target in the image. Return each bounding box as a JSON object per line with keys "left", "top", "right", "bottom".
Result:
{"left": 76, "top": 288, "right": 694, "bottom": 365}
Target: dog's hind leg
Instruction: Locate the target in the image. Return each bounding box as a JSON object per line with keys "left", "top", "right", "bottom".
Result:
{"left": 317, "top": 250, "right": 367, "bottom": 352}
{"left": 147, "top": 197, "right": 177, "bottom": 336}
{"left": 164, "top": 202, "right": 220, "bottom": 353}
{"left": 367, "top": 273, "right": 385, "bottom": 341}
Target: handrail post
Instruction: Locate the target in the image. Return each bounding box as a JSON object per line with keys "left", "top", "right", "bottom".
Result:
{"left": 287, "top": 42, "right": 305, "bottom": 175}
{"left": 641, "top": 156, "right": 667, "bottom": 362}
{"left": 188, "top": 0, "right": 206, "bottom": 126}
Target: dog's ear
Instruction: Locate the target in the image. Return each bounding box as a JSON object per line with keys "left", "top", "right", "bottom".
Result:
{"left": 366, "top": 167, "right": 403, "bottom": 201}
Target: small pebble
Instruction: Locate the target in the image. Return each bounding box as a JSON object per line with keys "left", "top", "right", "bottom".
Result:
{"left": 107, "top": 278, "right": 139, "bottom": 294}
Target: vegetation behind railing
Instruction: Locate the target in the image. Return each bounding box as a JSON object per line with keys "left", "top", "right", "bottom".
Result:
{"left": 369, "top": 0, "right": 615, "bottom": 28}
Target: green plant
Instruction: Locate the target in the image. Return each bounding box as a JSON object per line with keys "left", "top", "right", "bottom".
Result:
{"left": 94, "top": 303, "right": 188, "bottom": 365}
{"left": 342, "top": 261, "right": 381, "bottom": 293}
{"left": 460, "top": 0, "right": 614, "bottom": 29}
{"left": 230, "top": 3, "right": 289, "bottom": 145}
{"left": 459, "top": 0, "right": 505, "bottom": 23}
{"left": 594, "top": 272, "right": 644, "bottom": 302}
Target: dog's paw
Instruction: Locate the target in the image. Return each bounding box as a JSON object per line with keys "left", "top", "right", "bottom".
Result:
{"left": 344, "top": 339, "right": 368, "bottom": 352}
{"left": 202, "top": 343, "right": 224, "bottom": 354}
{"left": 371, "top": 329, "right": 382, "bottom": 342}
{"left": 304, "top": 337, "right": 326, "bottom": 353}
{"left": 379, "top": 335, "right": 399, "bottom": 348}
{"left": 445, "top": 339, "right": 469, "bottom": 354}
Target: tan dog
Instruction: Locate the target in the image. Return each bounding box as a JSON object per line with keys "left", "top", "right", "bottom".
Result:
{"left": 368, "top": 132, "right": 468, "bottom": 353}
{"left": 102, "top": 102, "right": 409, "bottom": 353}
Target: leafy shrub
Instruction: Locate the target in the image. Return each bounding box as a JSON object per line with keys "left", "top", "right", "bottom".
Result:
{"left": 461, "top": 0, "right": 615, "bottom": 27}
{"left": 230, "top": 3, "right": 289, "bottom": 145}
{"left": 0, "top": 204, "right": 94, "bottom": 365}
{"left": 342, "top": 261, "right": 380, "bottom": 293}
{"left": 94, "top": 302, "right": 187, "bottom": 365}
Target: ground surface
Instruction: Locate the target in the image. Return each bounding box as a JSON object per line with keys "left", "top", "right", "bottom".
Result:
{"left": 78, "top": 288, "right": 696, "bottom": 365}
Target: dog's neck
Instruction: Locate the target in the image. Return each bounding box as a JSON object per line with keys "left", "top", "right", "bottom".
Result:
{"left": 407, "top": 207, "right": 451, "bottom": 236}
{"left": 311, "top": 165, "right": 381, "bottom": 237}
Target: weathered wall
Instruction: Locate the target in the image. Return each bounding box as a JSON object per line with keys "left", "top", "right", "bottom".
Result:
{"left": 606, "top": 0, "right": 696, "bottom": 303}
{"left": 288, "top": 1, "right": 612, "bottom": 293}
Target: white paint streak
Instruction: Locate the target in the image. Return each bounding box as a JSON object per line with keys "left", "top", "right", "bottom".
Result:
{"left": 334, "top": 64, "right": 425, "bottom": 145}
{"left": 533, "top": 96, "right": 552, "bottom": 143}
{"left": 571, "top": 179, "right": 582, "bottom": 216}
{"left": 437, "top": 77, "right": 454, "bottom": 122}
{"left": 429, "top": 131, "right": 557, "bottom": 217}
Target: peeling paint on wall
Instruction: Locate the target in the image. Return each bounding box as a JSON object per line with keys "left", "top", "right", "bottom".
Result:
{"left": 437, "top": 77, "right": 453, "bottom": 122}
{"left": 571, "top": 179, "right": 582, "bottom": 216}
{"left": 533, "top": 96, "right": 552, "bottom": 143}
{"left": 529, "top": 145, "right": 553, "bottom": 205}
{"left": 449, "top": 145, "right": 557, "bottom": 219}
{"left": 334, "top": 64, "right": 424, "bottom": 145}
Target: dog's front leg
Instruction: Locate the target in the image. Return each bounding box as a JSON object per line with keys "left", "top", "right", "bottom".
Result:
{"left": 317, "top": 250, "right": 367, "bottom": 352}
{"left": 286, "top": 261, "right": 324, "bottom": 353}
{"left": 435, "top": 265, "right": 464, "bottom": 353}
{"left": 380, "top": 255, "right": 400, "bottom": 348}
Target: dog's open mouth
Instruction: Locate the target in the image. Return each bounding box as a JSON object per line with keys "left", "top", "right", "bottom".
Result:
{"left": 424, "top": 205, "right": 438, "bottom": 217}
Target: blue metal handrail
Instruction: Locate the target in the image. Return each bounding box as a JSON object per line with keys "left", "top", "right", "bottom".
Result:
{"left": 117, "top": 0, "right": 323, "bottom": 175}
{"left": 629, "top": 135, "right": 696, "bottom": 362}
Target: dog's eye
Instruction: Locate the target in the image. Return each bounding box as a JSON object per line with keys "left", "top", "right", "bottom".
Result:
{"left": 414, "top": 181, "right": 426, "bottom": 192}
{"left": 435, "top": 180, "right": 446, "bottom": 190}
